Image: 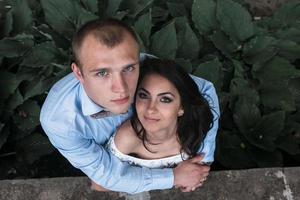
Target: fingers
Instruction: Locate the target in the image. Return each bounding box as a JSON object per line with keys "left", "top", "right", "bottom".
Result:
{"left": 201, "top": 171, "right": 210, "bottom": 178}
{"left": 173, "top": 158, "right": 210, "bottom": 188}
{"left": 189, "top": 154, "right": 204, "bottom": 163}
{"left": 180, "top": 184, "right": 201, "bottom": 192}
{"left": 177, "top": 176, "right": 208, "bottom": 193}
{"left": 180, "top": 186, "right": 192, "bottom": 192}
{"left": 177, "top": 173, "right": 209, "bottom": 193}
{"left": 90, "top": 181, "right": 109, "bottom": 191}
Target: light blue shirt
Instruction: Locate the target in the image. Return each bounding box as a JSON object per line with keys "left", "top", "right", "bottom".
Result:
{"left": 40, "top": 72, "right": 219, "bottom": 194}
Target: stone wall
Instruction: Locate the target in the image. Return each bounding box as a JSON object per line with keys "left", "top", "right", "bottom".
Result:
{"left": 0, "top": 167, "right": 299, "bottom": 200}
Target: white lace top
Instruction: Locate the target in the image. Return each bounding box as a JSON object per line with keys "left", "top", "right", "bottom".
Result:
{"left": 106, "top": 133, "right": 189, "bottom": 169}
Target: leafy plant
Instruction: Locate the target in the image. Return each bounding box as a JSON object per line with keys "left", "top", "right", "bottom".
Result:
{"left": 0, "top": 0, "right": 299, "bottom": 172}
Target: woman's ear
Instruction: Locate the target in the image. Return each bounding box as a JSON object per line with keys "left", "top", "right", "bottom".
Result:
{"left": 178, "top": 109, "right": 184, "bottom": 116}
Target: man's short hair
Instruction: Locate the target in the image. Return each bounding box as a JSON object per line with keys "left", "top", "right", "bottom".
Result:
{"left": 72, "top": 18, "right": 138, "bottom": 68}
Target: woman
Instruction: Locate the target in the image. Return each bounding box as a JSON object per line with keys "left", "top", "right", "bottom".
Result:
{"left": 92, "top": 58, "right": 214, "bottom": 190}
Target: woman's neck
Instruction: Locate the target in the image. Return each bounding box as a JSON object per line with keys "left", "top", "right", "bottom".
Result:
{"left": 146, "top": 126, "right": 177, "bottom": 144}
{"left": 144, "top": 126, "right": 181, "bottom": 154}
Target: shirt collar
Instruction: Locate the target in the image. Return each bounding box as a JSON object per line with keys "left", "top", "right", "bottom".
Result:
{"left": 80, "top": 84, "right": 104, "bottom": 116}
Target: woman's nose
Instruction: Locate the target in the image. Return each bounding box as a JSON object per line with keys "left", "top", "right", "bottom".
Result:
{"left": 147, "top": 100, "right": 157, "bottom": 113}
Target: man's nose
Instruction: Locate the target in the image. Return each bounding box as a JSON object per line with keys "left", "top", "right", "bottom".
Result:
{"left": 111, "top": 74, "right": 127, "bottom": 93}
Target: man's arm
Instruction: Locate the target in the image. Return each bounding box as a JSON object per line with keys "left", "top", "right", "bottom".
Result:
{"left": 172, "top": 76, "right": 219, "bottom": 191}
{"left": 40, "top": 121, "right": 174, "bottom": 194}
{"left": 191, "top": 75, "right": 220, "bottom": 162}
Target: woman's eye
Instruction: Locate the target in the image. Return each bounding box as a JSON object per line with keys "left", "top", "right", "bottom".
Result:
{"left": 160, "top": 97, "right": 172, "bottom": 103}
{"left": 137, "top": 92, "right": 148, "bottom": 99}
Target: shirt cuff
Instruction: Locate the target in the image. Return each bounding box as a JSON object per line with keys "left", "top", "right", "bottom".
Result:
{"left": 150, "top": 168, "right": 174, "bottom": 190}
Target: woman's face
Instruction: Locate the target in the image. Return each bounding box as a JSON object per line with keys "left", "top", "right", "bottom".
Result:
{"left": 135, "top": 74, "right": 184, "bottom": 134}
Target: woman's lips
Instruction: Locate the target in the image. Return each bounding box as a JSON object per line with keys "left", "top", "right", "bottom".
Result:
{"left": 111, "top": 96, "right": 129, "bottom": 105}
{"left": 144, "top": 116, "right": 159, "bottom": 122}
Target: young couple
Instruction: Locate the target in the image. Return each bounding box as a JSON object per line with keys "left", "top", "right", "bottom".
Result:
{"left": 40, "top": 18, "right": 220, "bottom": 194}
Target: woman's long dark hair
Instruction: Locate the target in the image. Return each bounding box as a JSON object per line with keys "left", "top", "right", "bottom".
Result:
{"left": 131, "top": 58, "right": 214, "bottom": 158}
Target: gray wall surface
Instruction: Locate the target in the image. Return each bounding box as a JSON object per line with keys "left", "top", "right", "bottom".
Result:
{"left": 0, "top": 167, "right": 299, "bottom": 200}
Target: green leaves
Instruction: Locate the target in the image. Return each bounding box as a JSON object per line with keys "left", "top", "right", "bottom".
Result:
{"left": 10, "top": 0, "right": 33, "bottom": 33}
{"left": 230, "top": 77, "right": 261, "bottom": 134}
{"left": 0, "top": 71, "right": 21, "bottom": 99}
{"left": 0, "top": 34, "right": 34, "bottom": 58}
{"left": 216, "top": 131, "right": 255, "bottom": 169}
{"left": 243, "top": 36, "right": 277, "bottom": 64}
{"left": 106, "top": 0, "right": 123, "bottom": 16}
{"left": 150, "top": 21, "right": 177, "bottom": 59}
{"left": 246, "top": 111, "right": 285, "bottom": 151}
{"left": 81, "top": 0, "right": 98, "bottom": 13}
{"left": 41, "top": 0, "right": 77, "bottom": 36}
{"left": 253, "top": 57, "right": 300, "bottom": 111}
{"left": 167, "top": 2, "right": 188, "bottom": 18}
{"left": 12, "top": 100, "right": 40, "bottom": 132}
{"left": 41, "top": 0, "right": 97, "bottom": 37}
{"left": 176, "top": 17, "right": 201, "bottom": 60}
{"left": 16, "top": 133, "right": 55, "bottom": 164}
{"left": 0, "top": 125, "right": 9, "bottom": 149}
{"left": 194, "top": 58, "right": 223, "bottom": 90}
{"left": 134, "top": 11, "right": 152, "bottom": 47}
{"left": 119, "top": 0, "right": 153, "bottom": 17}
{"left": 216, "top": 0, "right": 254, "bottom": 42}
{"left": 21, "top": 42, "right": 68, "bottom": 68}
{"left": 192, "top": 0, "right": 217, "bottom": 35}
{"left": 276, "top": 40, "right": 300, "bottom": 62}
{"left": 253, "top": 57, "right": 300, "bottom": 83}
{"left": 4, "top": 89, "right": 23, "bottom": 114}
{"left": 272, "top": 1, "right": 300, "bottom": 28}
{"left": 210, "top": 30, "right": 239, "bottom": 57}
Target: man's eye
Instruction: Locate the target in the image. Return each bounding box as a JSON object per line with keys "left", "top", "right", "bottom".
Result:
{"left": 137, "top": 92, "right": 148, "bottom": 99}
{"left": 96, "top": 70, "right": 108, "bottom": 77}
{"left": 160, "top": 97, "right": 172, "bottom": 103}
{"left": 123, "top": 65, "right": 135, "bottom": 72}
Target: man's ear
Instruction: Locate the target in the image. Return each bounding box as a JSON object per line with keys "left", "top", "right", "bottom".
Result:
{"left": 178, "top": 108, "right": 184, "bottom": 117}
{"left": 71, "top": 63, "right": 84, "bottom": 83}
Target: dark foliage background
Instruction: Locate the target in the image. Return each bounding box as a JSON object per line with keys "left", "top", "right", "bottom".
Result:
{"left": 0, "top": 0, "right": 299, "bottom": 179}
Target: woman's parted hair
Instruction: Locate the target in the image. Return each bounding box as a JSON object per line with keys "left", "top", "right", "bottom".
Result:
{"left": 130, "top": 58, "right": 214, "bottom": 158}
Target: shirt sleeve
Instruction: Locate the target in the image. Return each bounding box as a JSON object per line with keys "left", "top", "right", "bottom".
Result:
{"left": 40, "top": 121, "right": 174, "bottom": 194}
{"left": 190, "top": 75, "right": 220, "bottom": 163}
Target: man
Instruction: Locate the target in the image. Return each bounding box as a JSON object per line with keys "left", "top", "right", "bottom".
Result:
{"left": 40, "top": 18, "right": 219, "bottom": 194}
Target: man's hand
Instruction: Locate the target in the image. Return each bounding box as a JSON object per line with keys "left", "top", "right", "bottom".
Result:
{"left": 90, "top": 181, "right": 110, "bottom": 192}
{"left": 173, "top": 155, "right": 210, "bottom": 192}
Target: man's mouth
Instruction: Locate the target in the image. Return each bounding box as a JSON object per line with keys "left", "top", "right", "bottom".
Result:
{"left": 111, "top": 96, "right": 130, "bottom": 105}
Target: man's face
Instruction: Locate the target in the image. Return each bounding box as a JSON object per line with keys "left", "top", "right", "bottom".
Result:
{"left": 72, "top": 34, "right": 140, "bottom": 114}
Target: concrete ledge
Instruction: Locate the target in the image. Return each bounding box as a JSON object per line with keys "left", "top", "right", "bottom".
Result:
{"left": 0, "top": 167, "right": 299, "bottom": 200}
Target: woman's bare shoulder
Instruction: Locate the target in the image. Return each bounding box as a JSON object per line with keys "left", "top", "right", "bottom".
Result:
{"left": 114, "top": 120, "right": 140, "bottom": 154}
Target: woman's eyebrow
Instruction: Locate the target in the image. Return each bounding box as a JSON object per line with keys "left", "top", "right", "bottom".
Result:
{"left": 157, "top": 92, "right": 175, "bottom": 97}
{"left": 138, "top": 88, "right": 149, "bottom": 94}
{"left": 139, "top": 87, "right": 175, "bottom": 97}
